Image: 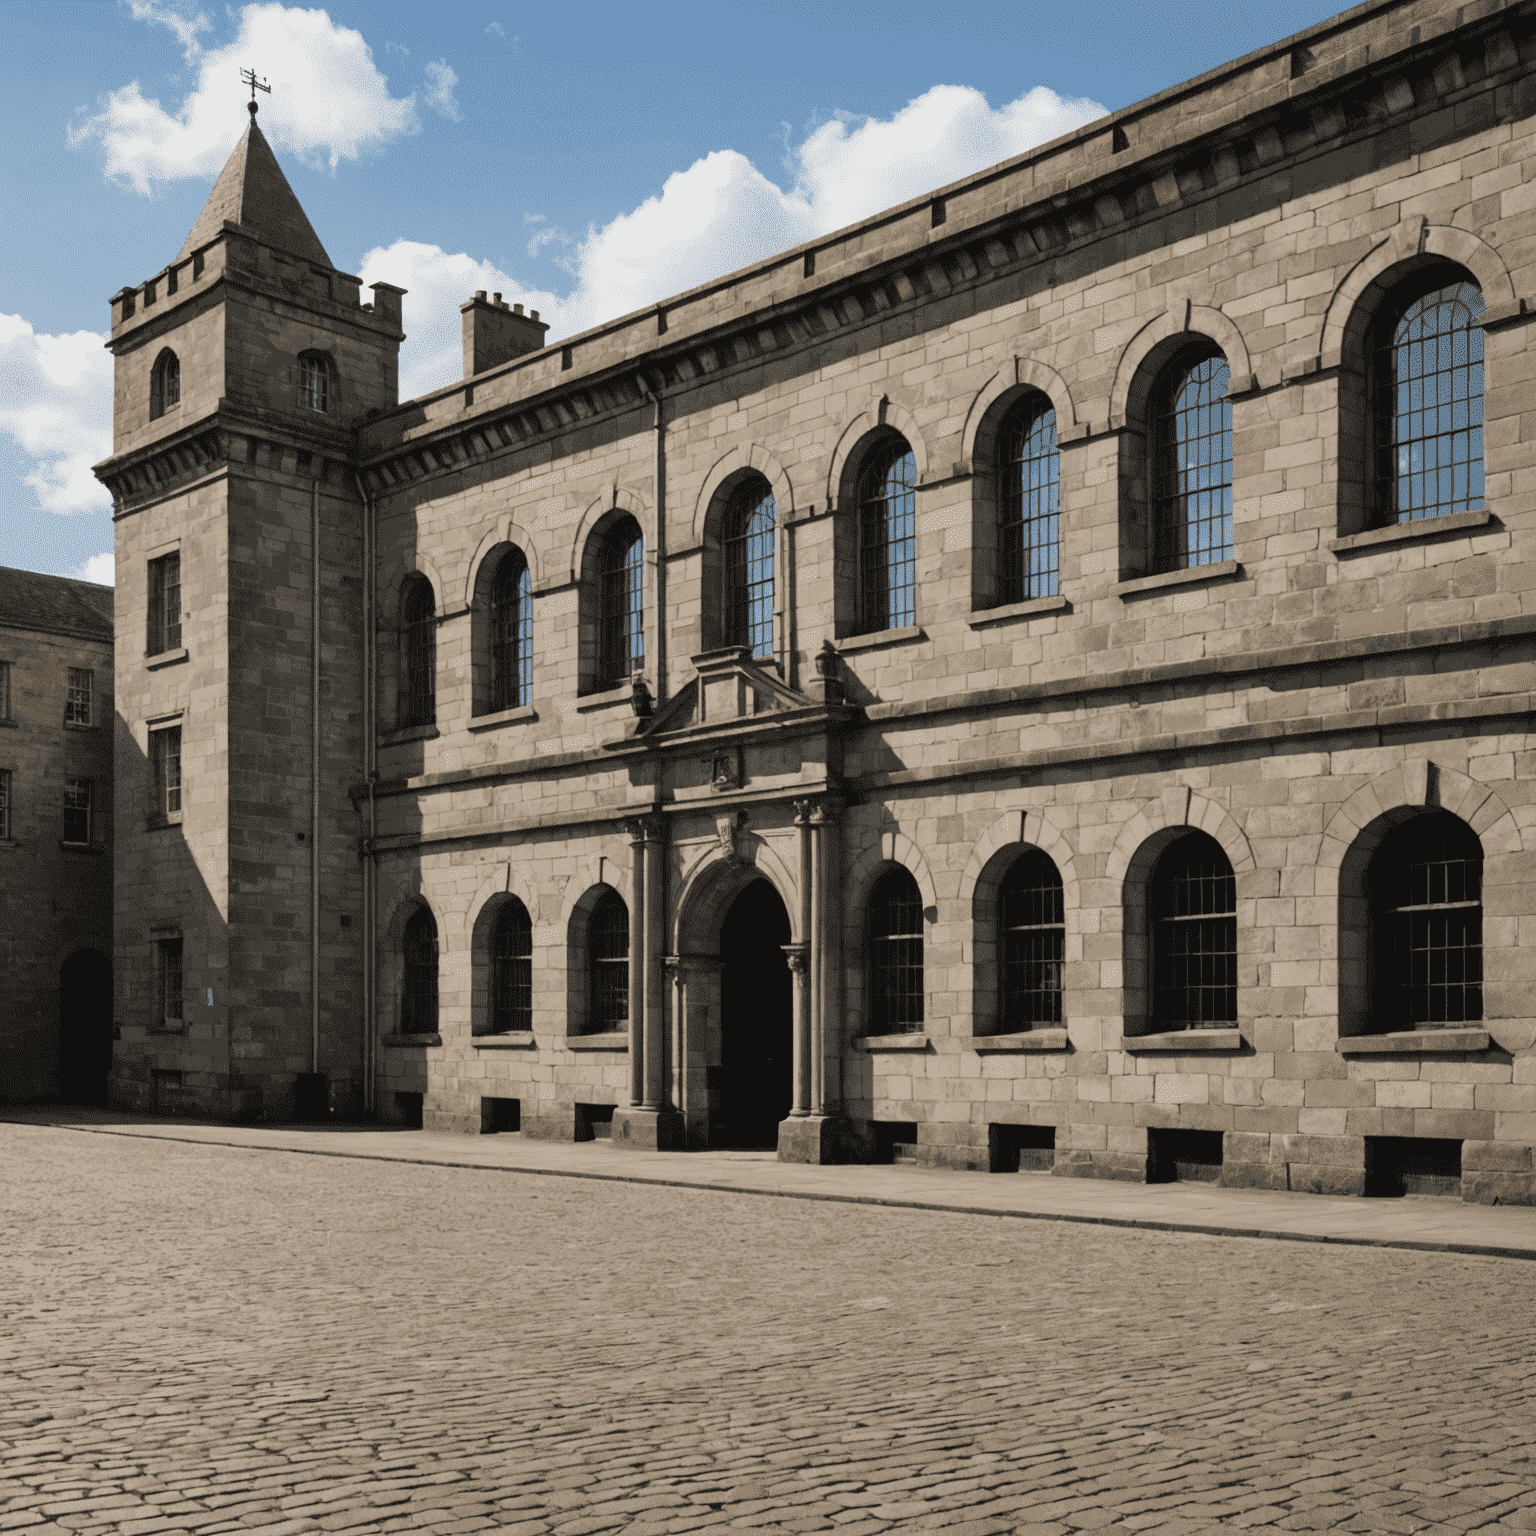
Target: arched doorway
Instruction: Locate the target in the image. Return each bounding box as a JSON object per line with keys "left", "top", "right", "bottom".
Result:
{"left": 716, "top": 879, "right": 792, "bottom": 1148}
{"left": 58, "top": 949, "right": 112, "bottom": 1108}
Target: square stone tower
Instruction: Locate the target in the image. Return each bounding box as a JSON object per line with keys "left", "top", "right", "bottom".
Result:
{"left": 95, "top": 103, "right": 403, "bottom": 1120}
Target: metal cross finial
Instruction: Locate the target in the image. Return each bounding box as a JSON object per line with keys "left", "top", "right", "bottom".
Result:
{"left": 240, "top": 68, "right": 271, "bottom": 116}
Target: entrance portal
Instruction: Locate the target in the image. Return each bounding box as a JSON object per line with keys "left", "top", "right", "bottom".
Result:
{"left": 716, "top": 879, "right": 792, "bottom": 1148}
{"left": 58, "top": 949, "right": 112, "bottom": 1107}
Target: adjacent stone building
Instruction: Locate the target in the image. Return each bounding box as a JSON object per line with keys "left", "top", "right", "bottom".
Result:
{"left": 0, "top": 567, "right": 115, "bottom": 1104}
{"left": 97, "top": 0, "right": 1536, "bottom": 1201}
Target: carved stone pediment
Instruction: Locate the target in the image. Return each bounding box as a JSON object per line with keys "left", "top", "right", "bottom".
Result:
{"left": 620, "top": 647, "right": 816, "bottom": 742}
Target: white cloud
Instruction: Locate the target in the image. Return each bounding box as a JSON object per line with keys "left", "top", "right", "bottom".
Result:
{"left": 127, "top": 0, "right": 211, "bottom": 62}
{"left": 73, "top": 553, "right": 116, "bottom": 586}
{"left": 70, "top": 2, "right": 419, "bottom": 193}
{"left": 423, "top": 59, "right": 462, "bottom": 122}
{"left": 0, "top": 315, "right": 113, "bottom": 518}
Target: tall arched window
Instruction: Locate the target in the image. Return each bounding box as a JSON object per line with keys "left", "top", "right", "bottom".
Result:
{"left": 400, "top": 906, "right": 439, "bottom": 1035}
{"left": 588, "top": 890, "right": 629, "bottom": 1032}
{"left": 490, "top": 899, "right": 533, "bottom": 1034}
{"left": 868, "top": 866, "right": 924, "bottom": 1034}
{"left": 1152, "top": 349, "right": 1232, "bottom": 573}
{"left": 299, "top": 351, "right": 329, "bottom": 414}
{"left": 398, "top": 576, "right": 436, "bottom": 728}
{"left": 1369, "top": 812, "right": 1482, "bottom": 1029}
{"left": 1373, "top": 274, "right": 1485, "bottom": 526}
{"left": 723, "top": 480, "right": 776, "bottom": 657}
{"left": 150, "top": 350, "right": 180, "bottom": 421}
{"left": 858, "top": 441, "right": 917, "bottom": 633}
{"left": 598, "top": 517, "right": 644, "bottom": 689}
{"left": 1000, "top": 849, "right": 1064, "bottom": 1028}
{"left": 999, "top": 398, "right": 1059, "bottom": 604}
{"left": 1150, "top": 831, "right": 1236, "bottom": 1030}
{"left": 490, "top": 550, "right": 532, "bottom": 712}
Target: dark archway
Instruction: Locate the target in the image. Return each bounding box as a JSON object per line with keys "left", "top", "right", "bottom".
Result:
{"left": 716, "top": 879, "right": 792, "bottom": 1148}
{"left": 58, "top": 949, "right": 112, "bottom": 1107}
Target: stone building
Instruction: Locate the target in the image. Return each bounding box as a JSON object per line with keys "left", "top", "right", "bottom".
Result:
{"left": 97, "top": 0, "right": 1536, "bottom": 1201}
{"left": 0, "top": 567, "right": 115, "bottom": 1104}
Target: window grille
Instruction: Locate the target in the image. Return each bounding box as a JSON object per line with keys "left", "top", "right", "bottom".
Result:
{"left": 149, "top": 552, "right": 181, "bottom": 654}
{"left": 868, "top": 867, "right": 924, "bottom": 1033}
{"left": 490, "top": 551, "right": 532, "bottom": 712}
{"left": 401, "top": 907, "right": 439, "bottom": 1035}
{"left": 1150, "top": 833, "right": 1237, "bottom": 1029}
{"left": 490, "top": 899, "right": 533, "bottom": 1034}
{"left": 597, "top": 518, "right": 644, "bottom": 689}
{"left": 0, "top": 768, "right": 10, "bottom": 841}
{"left": 0, "top": 660, "right": 10, "bottom": 720}
{"left": 63, "top": 779, "right": 92, "bottom": 845}
{"left": 858, "top": 443, "right": 917, "bottom": 633}
{"left": 398, "top": 579, "right": 436, "bottom": 727}
{"left": 65, "top": 667, "right": 93, "bottom": 726}
{"left": 1371, "top": 813, "right": 1482, "bottom": 1028}
{"left": 1374, "top": 278, "right": 1485, "bottom": 525}
{"left": 999, "top": 401, "right": 1060, "bottom": 603}
{"left": 1152, "top": 351, "right": 1232, "bottom": 573}
{"left": 589, "top": 890, "right": 629, "bottom": 1032}
{"left": 151, "top": 351, "right": 180, "bottom": 420}
{"left": 154, "top": 727, "right": 182, "bottom": 818}
{"left": 299, "top": 352, "right": 329, "bottom": 414}
{"left": 156, "top": 938, "right": 184, "bottom": 1030}
{"left": 723, "top": 481, "right": 776, "bottom": 656}
{"left": 999, "top": 849, "right": 1065, "bottom": 1027}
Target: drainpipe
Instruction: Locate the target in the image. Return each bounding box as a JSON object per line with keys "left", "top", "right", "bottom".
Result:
{"left": 311, "top": 478, "right": 322, "bottom": 1081}
{"left": 640, "top": 377, "right": 666, "bottom": 700}
{"left": 354, "top": 470, "right": 377, "bottom": 1118}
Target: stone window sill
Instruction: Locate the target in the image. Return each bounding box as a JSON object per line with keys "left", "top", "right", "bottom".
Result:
{"left": 973, "top": 1029, "right": 1069, "bottom": 1052}
{"left": 1327, "top": 507, "right": 1492, "bottom": 556}
{"left": 855, "top": 1032, "right": 930, "bottom": 1051}
{"left": 1115, "top": 560, "right": 1241, "bottom": 600}
{"left": 468, "top": 704, "right": 538, "bottom": 732}
{"left": 384, "top": 1032, "right": 441, "bottom": 1047}
{"left": 473, "top": 1031, "right": 537, "bottom": 1049}
{"left": 575, "top": 683, "right": 641, "bottom": 713}
{"left": 1123, "top": 1028, "right": 1244, "bottom": 1052}
{"left": 967, "top": 595, "right": 1070, "bottom": 629}
{"left": 63, "top": 720, "right": 99, "bottom": 732}
{"left": 59, "top": 841, "right": 103, "bottom": 854}
{"left": 144, "top": 814, "right": 185, "bottom": 831}
{"left": 836, "top": 625, "right": 925, "bottom": 655}
{"left": 149, "top": 1024, "right": 186, "bottom": 1037}
{"left": 1337, "top": 1028, "right": 1489, "bottom": 1055}
{"left": 0, "top": 718, "right": 16, "bottom": 729}
{"left": 566, "top": 1031, "right": 629, "bottom": 1050}
{"left": 381, "top": 723, "right": 439, "bottom": 745}
{"left": 145, "top": 647, "right": 189, "bottom": 670}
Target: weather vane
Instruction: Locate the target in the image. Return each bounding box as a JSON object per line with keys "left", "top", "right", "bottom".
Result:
{"left": 240, "top": 68, "right": 271, "bottom": 116}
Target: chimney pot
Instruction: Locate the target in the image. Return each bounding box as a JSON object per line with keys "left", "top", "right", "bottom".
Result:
{"left": 513, "top": 302, "right": 524, "bottom": 315}
{"left": 475, "top": 289, "right": 487, "bottom": 301}
{"left": 493, "top": 292, "right": 502, "bottom": 304}
{"left": 530, "top": 309, "right": 540, "bottom": 322}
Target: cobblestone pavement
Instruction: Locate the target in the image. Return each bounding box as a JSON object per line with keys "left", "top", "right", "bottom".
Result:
{"left": 4, "top": 1123, "right": 1535, "bottom": 1536}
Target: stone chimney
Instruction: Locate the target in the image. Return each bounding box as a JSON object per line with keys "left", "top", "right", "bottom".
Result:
{"left": 461, "top": 291, "right": 549, "bottom": 378}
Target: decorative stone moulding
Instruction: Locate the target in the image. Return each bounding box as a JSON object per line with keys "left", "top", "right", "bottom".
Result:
{"left": 1123, "top": 1029, "right": 1245, "bottom": 1053}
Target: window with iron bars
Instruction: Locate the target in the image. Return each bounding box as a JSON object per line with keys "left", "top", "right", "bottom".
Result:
{"left": 1374, "top": 275, "right": 1485, "bottom": 526}
{"left": 868, "top": 866, "right": 924, "bottom": 1033}
{"left": 998, "top": 399, "right": 1060, "bottom": 604}
{"left": 490, "top": 899, "right": 533, "bottom": 1034}
{"left": 490, "top": 551, "right": 532, "bottom": 712}
{"left": 65, "top": 667, "right": 93, "bottom": 726}
{"left": 400, "top": 907, "right": 439, "bottom": 1035}
{"left": 398, "top": 578, "right": 436, "bottom": 727}
{"left": 1151, "top": 350, "right": 1232, "bottom": 574}
{"left": 999, "top": 849, "right": 1065, "bottom": 1028}
{"left": 0, "top": 660, "right": 10, "bottom": 721}
{"left": 588, "top": 890, "right": 629, "bottom": 1032}
{"left": 299, "top": 352, "right": 329, "bottom": 414}
{"left": 857, "top": 442, "right": 917, "bottom": 633}
{"left": 63, "top": 779, "right": 92, "bottom": 845}
{"left": 1371, "top": 812, "right": 1482, "bottom": 1029}
{"left": 1150, "top": 832, "right": 1237, "bottom": 1030}
{"left": 723, "top": 480, "right": 776, "bottom": 656}
{"left": 153, "top": 726, "right": 182, "bottom": 819}
{"left": 597, "top": 518, "right": 644, "bottom": 689}
{"left": 0, "top": 768, "right": 11, "bottom": 841}
{"left": 156, "top": 937, "right": 184, "bottom": 1031}
{"left": 148, "top": 551, "right": 181, "bottom": 655}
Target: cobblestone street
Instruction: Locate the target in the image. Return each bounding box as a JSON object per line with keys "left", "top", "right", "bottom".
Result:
{"left": 4, "top": 1122, "right": 1535, "bottom": 1535}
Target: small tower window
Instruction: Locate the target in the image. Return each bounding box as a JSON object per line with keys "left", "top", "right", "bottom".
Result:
{"left": 150, "top": 350, "right": 180, "bottom": 421}
{"left": 398, "top": 576, "right": 436, "bottom": 728}
{"left": 299, "top": 351, "right": 329, "bottom": 415}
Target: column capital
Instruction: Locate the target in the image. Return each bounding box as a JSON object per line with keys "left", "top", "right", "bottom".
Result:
{"left": 664, "top": 953, "right": 724, "bottom": 977}
{"left": 622, "top": 812, "right": 667, "bottom": 843}
{"left": 782, "top": 943, "right": 809, "bottom": 974}
{"left": 809, "top": 797, "right": 843, "bottom": 827}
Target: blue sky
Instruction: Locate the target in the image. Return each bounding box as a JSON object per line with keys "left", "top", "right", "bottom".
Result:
{"left": 2, "top": 0, "right": 1346, "bottom": 584}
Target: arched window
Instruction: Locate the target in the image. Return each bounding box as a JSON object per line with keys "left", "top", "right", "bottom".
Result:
{"left": 998, "top": 398, "right": 1059, "bottom": 604}
{"left": 1150, "top": 831, "right": 1236, "bottom": 1030}
{"left": 999, "top": 849, "right": 1064, "bottom": 1027}
{"left": 723, "top": 480, "right": 776, "bottom": 657}
{"left": 858, "top": 441, "right": 917, "bottom": 633}
{"left": 868, "top": 866, "right": 924, "bottom": 1034}
{"left": 299, "top": 351, "right": 329, "bottom": 414}
{"left": 588, "top": 890, "right": 629, "bottom": 1032}
{"left": 490, "top": 899, "right": 533, "bottom": 1034}
{"left": 1369, "top": 812, "right": 1482, "bottom": 1029}
{"left": 490, "top": 550, "right": 532, "bottom": 712}
{"left": 400, "top": 906, "right": 439, "bottom": 1035}
{"left": 398, "top": 576, "right": 436, "bottom": 728}
{"left": 1373, "top": 275, "right": 1485, "bottom": 526}
{"left": 150, "top": 350, "right": 180, "bottom": 421}
{"left": 597, "top": 517, "right": 644, "bottom": 689}
{"left": 1151, "top": 349, "right": 1232, "bottom": 573}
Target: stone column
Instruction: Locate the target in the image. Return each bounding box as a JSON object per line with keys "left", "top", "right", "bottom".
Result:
{"left": 642, "top": 817, "right": 667, "bottom": 1111}
{"left": 624, "top": 818, "right": 646, "bottom": 1107}
{"left": 784, "top": 943, "right": 811, "bottom": 1116}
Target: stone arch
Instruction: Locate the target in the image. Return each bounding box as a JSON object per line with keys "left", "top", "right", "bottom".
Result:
{"left": 382, "top": 889, "right": 443, "bottom": 1039}
{"left": 565, "top": 485, "right": 652, "bottom": 588}
{"left": 1106, "top": 787, "right": 1254, "bottom": 885}
{"left": 381, "top": 549, "right": 448, "bottom": 629}
{"left": 672, "top": 835, "right": 802, "bottom": 953}
{"left": 466, "top": 531, "right": 538, "bottom": 716}
{"left": 558, "top": 849, "right": 634, "bottom": 928}
{"left": 1109, "top": 304, "right": 1253, "bottom": 428}
{"left": 465, "top": 518, "right": 541, "bottom": 609}
{"left": 961, "top": 359, "right": 1078, "bottom": 467}
{"left": 690, "top": 442, "right": 796, "bottom": 548}
{"left": 467, "top": 864, "right": 540, "bottom": 1037}
{"left": 961, "top": 807, "right": 1081, "bottom": 909}
{"left": 842, "top": 831, "right": 938, "bottom": 1040}
{"left": 825, "top": 392, "right": 930, "bottom": 510}
{"left": 690, "top": 445, "right": 794, "bottom": 654}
